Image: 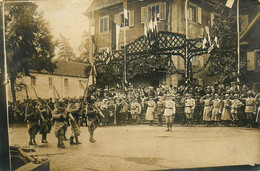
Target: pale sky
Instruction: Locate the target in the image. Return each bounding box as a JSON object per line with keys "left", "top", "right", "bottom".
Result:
{"left": 36, "top": 0, "right": 93, "bottom": 56}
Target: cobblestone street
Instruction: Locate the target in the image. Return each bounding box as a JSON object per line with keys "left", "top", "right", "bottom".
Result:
{"left": 8, "top": 125, "right": 260, "bottom": 170}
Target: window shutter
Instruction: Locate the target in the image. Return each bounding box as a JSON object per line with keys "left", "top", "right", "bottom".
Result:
{"left": 114, "top": 14, "right": 120, "bottom": 25}
{"left": 159, "top": 2, "right": 166, "bottom": 20}
{"left": 241, "top": 15, "right": 248, "bottom": 32}
{"left": 210, "top": 12, "right": 215, "bottom": 26}
{"left": 141, "top": 6, "right": 148, "bottom": 23}
{"left": 247, "top": 51, "right": 256, "bottom": 71}
{"left": 198, "top": 7, "right": 202, "bottom": 24}
{"left": 129, "top": 10, "right": 134, "bottom": 27}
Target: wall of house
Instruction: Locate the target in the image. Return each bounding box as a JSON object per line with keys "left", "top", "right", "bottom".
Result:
{"left": 10, "top": 73, "right": 89, "bottom": 101}
{"left": 90, "top": 0, "right": 218, "bottom": 87}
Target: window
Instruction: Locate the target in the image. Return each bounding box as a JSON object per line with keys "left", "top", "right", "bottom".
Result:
{"left": 257, "top": 51, "right": 260, "bottom": 68}
{"left": 141, "top": 2, "right": 166, "bottom": 23}
{"left": 120, "top": 13, "right": 129, "bottom": 27}
{"left": 64, "top": 78, "right": 69, "bottom": 88}
{"left": 79, "top": 80, "right": 84, "bottom": 89}
{"left": 49, "top": 77, "right": 53, "bottom": 87}
{"left": 148, "top": 4, "right": 160, "bottom": 22}
{"left": 31, "top": 77, "right": 36, "bottom": 86}
{"left": 100, "top": 15, "right": 109, "bottom": 34}
{"left": 189, "top": 4, "right": 197, "bottom": 22}
{"left": 114, "top": 11, "right": 134, "bottom": 28}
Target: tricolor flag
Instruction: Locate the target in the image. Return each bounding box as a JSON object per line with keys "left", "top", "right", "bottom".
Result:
{"left": 214, "top": 36, "right": 219, "bottom": 48}
{"left": 123, "top": 0, "right": 128, "bottom": 19}
{"left": 226, "top": 0, "right": 235, "bottom": 8}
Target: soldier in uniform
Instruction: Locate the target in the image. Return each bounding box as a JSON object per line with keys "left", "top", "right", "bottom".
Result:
{"left": 118, "top": 98, "right": 129, "bottom": 125}
{"left": 86, "top": 95, "right": 104, "bottom": 143}
{"left": 68, "top": 99, "right": 81, "bottom": 145}
{"left": 164, "top": 95, "right": 176, "bottom": 131}
{"left": 52, "top": 100, "right": 68, "bottom": 148}
{"left": 241, "top": 91, "right": 257, "bottom": 128}
{"left": 182, "top": 94, "right": 196, "bottom": 126}
{"left": 230, "top": 94, "right": 243, "bottom": 127}
{"left": 25, "top": 101, "right": 44, "bottom": 145}
{"left": 156, "top": 96, "right": 164, "bottom": 126}
{"left": 211, "top": 94, "right": 222, "bottom": 126}
{"left": 100, "top": 98, "right": 109, "bottom": 126}
{"left": 200, "top": 94, "right": 212, "bottom": 126}
{"left": 39, "top": 101, "right": 53, "bottom": 143}
{"left": 130, "top": 98, "right": 142, "bottom": 125}
{"left": 107, "top": 98, "right": 116, "bottom": 126}
{"left": 221, "top": 94, "right": 232, "bottom": 126}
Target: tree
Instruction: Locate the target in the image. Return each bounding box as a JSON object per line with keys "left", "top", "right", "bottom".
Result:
{"left": 208, "top": 3, "right": 246, "bottom": 84}
{"left": 57, "top": 33, "right": 76, "bottom": 61}
{"left": 78, "top": 31, "right": 90, "bottom": 63}
{"left": 5, "top": 3, "right": 56, "bottom": 102}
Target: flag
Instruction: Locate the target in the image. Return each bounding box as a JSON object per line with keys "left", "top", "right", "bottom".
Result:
{"left": 226, "top": 0, "right": 235, "bottom": 8}
{"left": 185, "top": 0, "right": 189, "bottom": 20}
{"left": 123, "top": 0, "right": 128, "bottom": 19}
{"left": 91, "top": 26, "right": 95, "bottom": 35}
{"left": 205, "top": 26, "right": 211, "bottom": 45}
{"left": 214, "top": 36, "right": 219, "bottom": 48}
{"left": 202, "top": 37, "right": 207, "bottom": 49}
{"left": 116, "top": 24, "right": 120, "bottom": 50}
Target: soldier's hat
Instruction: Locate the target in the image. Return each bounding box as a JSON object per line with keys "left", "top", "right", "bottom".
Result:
{"left": 224, "top": 94, "right": 229, "bottom": 98}
{"left": 206, "top": 94, "right": 210, "bottom": 97}
{"left": 234, "top": 94, "right": 239, "bottom": 97}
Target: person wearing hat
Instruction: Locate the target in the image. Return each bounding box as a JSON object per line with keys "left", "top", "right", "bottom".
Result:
{"left": 144, "top": 96, "right": 156, "bottom": 126}
{"left": 240, "top": 91, "right": 257, "bottom": 128}
{"left": 164, "top": 95, "right": 175, "bottom": 131}
{"left": 200, "top": 94, "right": 212, "bottom": 126}
{"left": 211, "top": 94, "right": 222, "bottom": 126}
{"left": 100, "top": 98, "right": 109, "bottom": 126}
{"left": 118, "top": 98, "right": 129, "bottom": 125}
{"left": 230, "top": 94, "right": 244, "bottom": 127}
{"left": 53, "top": 100, "right": 68, "bottom": 148}
{"left": 86, "top": 95, "right": 104, "bottom": 143}
{"left": 107, "top": 98, "right": 116, "bottom": 126}
{"left": 130, "top": 98, "right": 142, "bottom": 125}
{"left": 25, "top": 101, "right": 43, "bottom": 145}
{"left": 221, "top": 94, "right": 232, "bottom": 126}
{"left": 182, "top": 94, "right": 196, "bottom": 126}
{"left": 156, "top": 96, "right": 165, "bottom": 126}
{"left": 67, "top": 99, "right": 81, "bottom": 145}
{"left": 255, "top": 93, "right": 260, "bottom": 126}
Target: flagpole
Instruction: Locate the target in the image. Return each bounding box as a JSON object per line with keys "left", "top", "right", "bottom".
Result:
{"left": 237, "top": 0, "right": 240, "bottom": 84}
{"left": 185, "top": 0, "right": 189, "bottom": 83}
{"left": 123, "top": 1, "right": 127, "bottom": 84}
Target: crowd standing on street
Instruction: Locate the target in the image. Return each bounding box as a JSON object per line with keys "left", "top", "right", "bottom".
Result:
{"left": 8, "top": 82, "right": 260, "bottom": 147}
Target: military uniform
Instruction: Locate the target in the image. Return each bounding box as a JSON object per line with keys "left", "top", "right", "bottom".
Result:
{"left": 130, "top": 100, "right": 142, "bottom": 124}
{"left": 156, "top": 97, "right": 164, "bottom": 126}
{"left": 164, "top": 97, "right": 175, "bottom": 131}
{"left": 25, "top": 102, "right": 42, "bottom": 145}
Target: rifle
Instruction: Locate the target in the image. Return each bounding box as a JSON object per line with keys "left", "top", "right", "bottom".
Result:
{"left": 79, "top": 67, "right": 93, "bottom": 116}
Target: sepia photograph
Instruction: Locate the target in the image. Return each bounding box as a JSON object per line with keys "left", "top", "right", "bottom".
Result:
{"left": 0, "top": 0, "right": 260, "bottom": 170}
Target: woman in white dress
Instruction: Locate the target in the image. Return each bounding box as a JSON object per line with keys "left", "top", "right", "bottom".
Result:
{"left": 145, "top": 96, "right": 156, "bottom": 126}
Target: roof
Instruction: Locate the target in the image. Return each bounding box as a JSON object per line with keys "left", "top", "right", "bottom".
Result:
{"left": 34, "top": 60, "right": 89, "bottom": 78}
{"left": 240, "top": 12, "right": 260, "bottom": 41}
{"left": 85, "top": 0, "right": 122, "bottom": 15}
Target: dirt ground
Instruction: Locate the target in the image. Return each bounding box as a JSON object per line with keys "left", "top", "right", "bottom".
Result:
{"left": 8, "top": 124, "right": 260, "bottom": 171}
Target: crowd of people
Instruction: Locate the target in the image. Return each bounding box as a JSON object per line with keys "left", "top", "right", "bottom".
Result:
{"left": 8, "top": 82, "right": 260, "bottom": 148}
